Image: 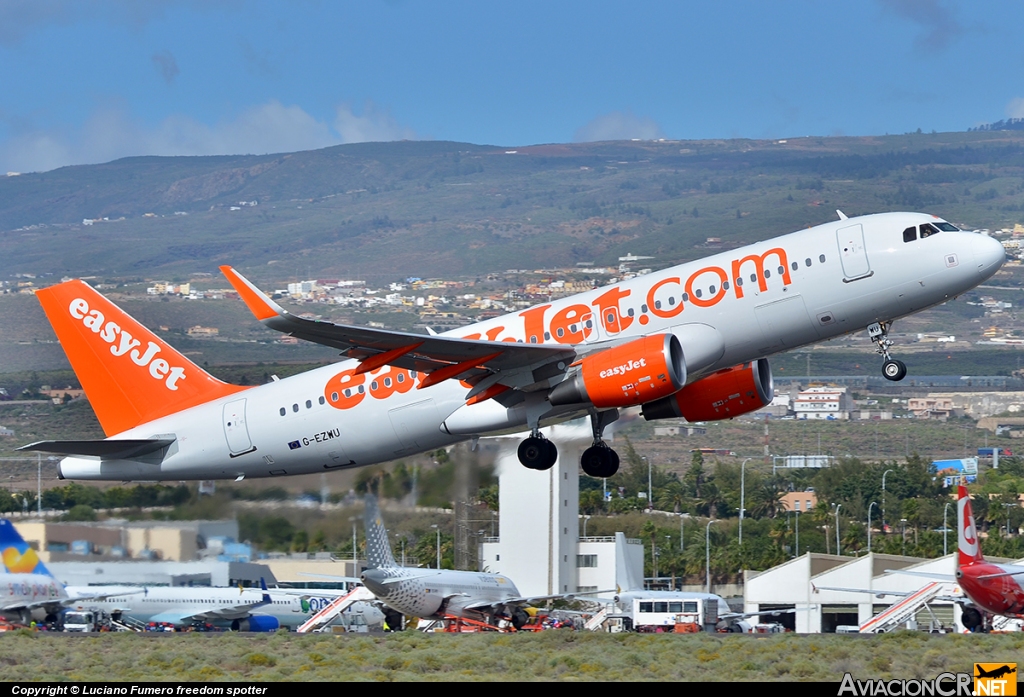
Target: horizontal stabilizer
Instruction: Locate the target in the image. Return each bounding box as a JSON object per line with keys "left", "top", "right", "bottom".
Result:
{"left": 18, "top": 439, "right": 175, "bottom": 459}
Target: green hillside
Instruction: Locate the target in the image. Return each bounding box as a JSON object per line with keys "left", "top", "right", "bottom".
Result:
{"left": 3, "top": 132, "right": 1024, "bottom": 282}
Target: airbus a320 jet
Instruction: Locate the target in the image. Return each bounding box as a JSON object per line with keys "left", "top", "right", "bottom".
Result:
{"left": 19, "top": 212, "right": 1005, "bottom": 482}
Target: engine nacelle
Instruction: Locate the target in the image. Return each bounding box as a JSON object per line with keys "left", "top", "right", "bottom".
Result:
{"left": 549, "top": 334, "right": 685, "bottom": 409}
{"left": 231, "top": 615, "right": 280, "bottom": 632}
{"left": 641, "top": 358, "right": 773, "bottom": 422}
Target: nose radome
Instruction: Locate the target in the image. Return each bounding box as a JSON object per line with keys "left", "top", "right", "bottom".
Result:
{"left": 974, "top": 234, "right": 1006, "bottom": 278}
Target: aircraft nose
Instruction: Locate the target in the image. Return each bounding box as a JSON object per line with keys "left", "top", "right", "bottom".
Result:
{"left": 360, "top": 569, "right": 391, "bottom": 598}
{"left": 974, "top": 233, "right": 1006, "bottom": 278}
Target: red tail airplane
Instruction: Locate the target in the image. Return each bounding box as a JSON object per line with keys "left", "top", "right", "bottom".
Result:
{"left": 956, "top": 484, "right": 1024, "bottom": 631}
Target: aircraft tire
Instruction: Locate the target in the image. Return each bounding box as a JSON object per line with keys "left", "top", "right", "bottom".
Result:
{"left": 581, "top": 445, "right": 619, "bottom": 477}
{"left": 961, "top": 607, "right": 983, "bottom": 632}
{"left": 882, "top": 359, "right": 907, "bottom": 381}
{"left": 537, "top": 439, "right": 558, "bottom": 470}
{"left": 518, "top": 437, "right": 549, "bottom": 469}
{"left": 511, "top": 607, "right": 530, "bottom": 630}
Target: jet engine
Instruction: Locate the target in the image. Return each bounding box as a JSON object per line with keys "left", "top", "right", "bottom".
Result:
{"left": 548, "top": 334, "right": 685, "bottom": 409}
{"left": 230, "top": 615, "right": 280, "bottom": 632}
{"left": 641, "top": 359, "right": 773, "bottom": 422}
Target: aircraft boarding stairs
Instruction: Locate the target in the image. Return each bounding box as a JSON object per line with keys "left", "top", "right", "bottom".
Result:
{"left": 858, "top": 582, "right": 956, "bottom": 634}
{"left": 111, "top": 615, "right": 147, "bottom": 632}
{"left": 584, "top": 605, "right": 611, "bottom": 631}
{"left": 296, "top": 585, "right": 376, "bottom": 633}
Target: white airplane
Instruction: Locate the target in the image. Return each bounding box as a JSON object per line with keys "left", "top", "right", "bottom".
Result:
{"left": 64, "top": 580, "right": 384, "bottom": 632}
{"left": 18, "top": 211, "right": 1005, "bottom": 481}
{"left": 0, "top": 520, "right": 136, "bottom": 625}
{"left": 358, "top": 495, "right": 590, "bottom": 630}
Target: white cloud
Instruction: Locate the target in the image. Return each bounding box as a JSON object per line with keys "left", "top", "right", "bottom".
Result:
{"left": 1007, "top": 98, "right": 1024, "bottom": 120}
{"left": 334, "top": 103, "right": 418, "bottom": 143}
{"left": 0, "top": 100, "right": 419, "bottom": 173}
{"left": 573, "top": 110, "right": 666, "bottom": 143}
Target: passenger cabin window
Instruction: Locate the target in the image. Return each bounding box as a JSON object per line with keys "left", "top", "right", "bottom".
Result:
{"left": 919, "top": 223, "right": 940, "bottom": 238}
{"left": 903, "top": 226, "right": 917, "bottom": 243}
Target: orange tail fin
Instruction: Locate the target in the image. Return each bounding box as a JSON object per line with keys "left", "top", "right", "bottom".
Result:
{"left": 957, "top": 484, "right": 985, "bottom": 567}
{"left": 35, "top": 280, "right": 246, "bottom": 436}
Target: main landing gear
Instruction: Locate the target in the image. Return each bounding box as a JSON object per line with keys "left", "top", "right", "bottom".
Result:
{"left": 515, "top": 409, "right": 621, "bottom": 476}
{"left": 580, "top": 409, "right": 620, "bottom": 478}
{"left": 518, "top": 431, "right": 558, "bottom": 470}
{"left": 868, "top": 321, "right": 907, "bottom": 382}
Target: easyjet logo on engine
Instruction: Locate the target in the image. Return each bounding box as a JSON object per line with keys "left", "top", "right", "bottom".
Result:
{"left": 68, "top": 298, "right": 187, "bottom": 390}
{"left": 599, "top": 358, "right": 647, "bottom": 379}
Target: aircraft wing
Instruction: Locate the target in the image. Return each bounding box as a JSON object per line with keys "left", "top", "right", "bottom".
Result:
{"left": 221, "top": 266, "right": 577, "bottom": 396}
{"left": 464, "top": 589, "right": 616, "bottom": 610}
{"left": 883, "top": 569, "right": 957, "bottom": 582}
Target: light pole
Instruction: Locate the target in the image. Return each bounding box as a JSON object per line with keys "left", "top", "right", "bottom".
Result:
{"left": 882, "top": 469, "right": 895, "bottom": 531}
{"left": 901, "top": 519, "right": 908, "bottom": 556}
{"left": 643, "top": 456, "right": 652, "bottom": 509}
{"left": 833, "top": 504, "right": 842, "bottom": 555}
{"left": 943, "top": 502, "right": 953, "bottom": 556}
{"left": 794, "top": 510, "right": 800, "bottom": 557}
{"left": 867, "top": 502, "right": 878, "bottom": 553}
{"left": 582, "top": 515, "right": 591, "bottom": 538}
{"left": 705, "top": 520, "right": 717, "bottom": 593}
{"left": 348, "top": 517, "right": 358, "bottom": 576}
{"left": 739, "top": 458, "right": 751, "bottom": 545}
{"left": 431, "top": 524, "right": 441, "bottom": 569}
{"left": 680, "top": 513, "right": 688, "bottom": 553}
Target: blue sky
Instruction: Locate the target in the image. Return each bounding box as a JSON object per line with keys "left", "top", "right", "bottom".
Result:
{"left": 1, "top": 0, "right": 1022, "bottom": 173}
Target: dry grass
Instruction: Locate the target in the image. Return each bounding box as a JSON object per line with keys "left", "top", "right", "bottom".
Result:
{"left": 2, "top": 630, "right": 1024, "bottom": 682}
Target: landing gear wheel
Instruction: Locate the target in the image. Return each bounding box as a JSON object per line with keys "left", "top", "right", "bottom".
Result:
{"left": 581, "top": 445, "right": 620, "bottom": 477}
{"left": 882, "top": 359, "right": 907, "bottom": 381}
{"left": 961, "top": 607, "right": 983, "bottom": 633}
{"left": 383, "top": 608, "right": 404, "bottom": 632}
{"left": 518, "top": 436, "right": 558, "bottom": 470}
{"left": 511, "top": 607, "right": 530, "bottom": 630}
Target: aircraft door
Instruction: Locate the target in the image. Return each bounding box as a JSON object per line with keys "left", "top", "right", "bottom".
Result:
{"left": 600, "top": 306, "right": 622, "bottom": 337}
{"left": 836, "top": 224, "right": 872, "bottom": 281}
{"left": 223, "top": 399, "right": 255, "bottom": 456}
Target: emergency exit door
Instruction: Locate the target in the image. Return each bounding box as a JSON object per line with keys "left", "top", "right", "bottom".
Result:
{"left": 223, "top": 398, "right": 255, "bottom": 456}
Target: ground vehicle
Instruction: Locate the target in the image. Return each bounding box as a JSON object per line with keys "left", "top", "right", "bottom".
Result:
{"left": 63, "top": 609, "right": 111, "bottom": 632}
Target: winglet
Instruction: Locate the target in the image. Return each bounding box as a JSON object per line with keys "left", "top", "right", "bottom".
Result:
{"left": 260, "top": 577, "right": 272, "bottom": 604}
{"left": 219, "top": 266, "right": 286, "bottom": 322}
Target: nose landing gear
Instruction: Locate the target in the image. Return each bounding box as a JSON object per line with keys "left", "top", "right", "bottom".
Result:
{"left": 869, "top": 321, "right": 907, "bottom": 381}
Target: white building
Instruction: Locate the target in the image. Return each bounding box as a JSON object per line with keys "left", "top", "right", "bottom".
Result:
{"left": 793, "top": 385, "right": 852, "bottom": 420}
{"left": 744, "top": 552, "right": 1012, "bottom": 633}
{"left": 478, "top": 428, "right": 643, "bottom": 598}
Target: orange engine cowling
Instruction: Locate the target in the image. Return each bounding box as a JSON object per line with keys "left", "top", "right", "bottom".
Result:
{"left": 548, "top": 334, "right": 686, "bottom": 409}
{"left": 641, "top": 358, "right": 773, "bottom": 422}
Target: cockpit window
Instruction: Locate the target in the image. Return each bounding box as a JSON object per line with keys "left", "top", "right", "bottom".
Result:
{"left": 919, "top": 223, "right": 940, "bottom": 238}
{"left": 903, "top": 226, "right": 917, "bottom": 243}
{"left": 935, "top": 222, "right": 959, "bottom": 232}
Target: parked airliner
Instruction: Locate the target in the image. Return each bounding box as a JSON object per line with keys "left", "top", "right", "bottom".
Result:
{"left": 0, "top": 520, "right": 135, "bottom": 625}
{"left": 65, "top": 581, "right": 384, "bottom": 632}
{"left": 359, "top": 495, "right": 588, "bottom": 629}
{"left": 19, "top": 212, "right": 1005, "bottom": 481}
{"left": 953, "top": 484, "right": 1024, "bottom": 631}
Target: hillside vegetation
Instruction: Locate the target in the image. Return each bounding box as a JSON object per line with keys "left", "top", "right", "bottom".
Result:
{"left": 4, "top": 132, "right": 1024, "bottom": 282}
